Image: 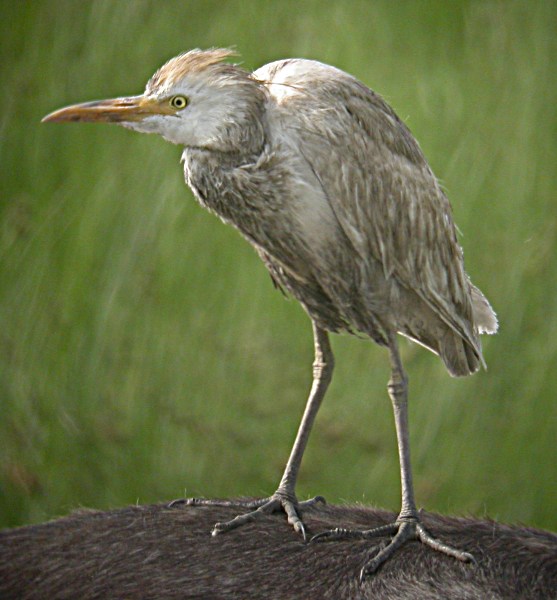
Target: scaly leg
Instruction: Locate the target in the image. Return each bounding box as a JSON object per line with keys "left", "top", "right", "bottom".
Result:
{"left": 313, "top": 332, "right": 474, "bottom": 580}
{"left": 171, "top": 321, "right": 333, "bottom": 540}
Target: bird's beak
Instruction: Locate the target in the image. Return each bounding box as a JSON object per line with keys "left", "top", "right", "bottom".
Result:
{"left": 42, "top": 95, "right": 172, "bottom": 124}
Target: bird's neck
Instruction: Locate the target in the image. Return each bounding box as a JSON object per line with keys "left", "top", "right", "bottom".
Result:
{"left": 183, "top": 144, "right": 267, "bottom": 213}
{"left": 182, "top": 136, "right": 287, "bottom": 248}
{"left": 199, "top": 85, "right": 268, "bottom": 157}
{"left": 185, "top": 145, "right": 262, "bottom": 169}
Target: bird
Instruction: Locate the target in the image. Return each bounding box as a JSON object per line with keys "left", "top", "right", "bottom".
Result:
{"left": 42, "top": 48, "right": 498, "bottom": 579}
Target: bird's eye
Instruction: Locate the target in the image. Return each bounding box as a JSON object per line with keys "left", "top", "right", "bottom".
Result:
{"left": 170, "top": 95, "right": 188, "bottom": 110}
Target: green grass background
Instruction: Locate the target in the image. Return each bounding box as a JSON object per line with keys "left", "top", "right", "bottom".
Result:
{"left": 1, "top": 0, "right": 555, "bottom": 532}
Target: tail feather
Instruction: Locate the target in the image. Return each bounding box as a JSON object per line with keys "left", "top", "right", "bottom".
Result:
{"left": 397, "top": 282, "right": 497, "bottom": 378}
{"left": 471, "top": 284, "right": 498, "bottom": 335}
{"left": 440, "top": 284, "right": 497, "bottom": 376}
{"left": 439, "top": 330, "right": 482, "bottom": 377}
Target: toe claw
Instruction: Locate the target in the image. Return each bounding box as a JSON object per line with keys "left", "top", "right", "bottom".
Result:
{"left": 310, "top": 530, "right": 330, "bottom": 543}
{"left": 359, "top": 554, "right": 384, "bottom": 582}
{"left": 310, "top": 527, "right": 350, "bottom": 543}
{"left": 294, "top": 520, "right": 307, "bottom": 542}
{"left": 359, "top": 562, "right": 373, "bottom": 583}
{"left": 212, "top": 522, "right": 224, "bottom": 536}
{"left": 308, "top": 495, "right": 326, "bottom": 506}
{"left": 462, "top": 551, "right": 477, "bottom": 565}
{"left": 167, "top": 499, "right": 183, "bottom": 508}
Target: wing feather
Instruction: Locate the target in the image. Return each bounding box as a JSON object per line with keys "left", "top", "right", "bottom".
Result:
{"left": 259, "top": 60, "right": 481, "bottom": 356}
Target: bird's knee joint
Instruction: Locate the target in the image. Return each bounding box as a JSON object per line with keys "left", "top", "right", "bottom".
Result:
{"left": 387, "top": 374, "right": 408, "bottom": 401}
{"left": 312, "top": 356, "right": 334, "bottom": 381}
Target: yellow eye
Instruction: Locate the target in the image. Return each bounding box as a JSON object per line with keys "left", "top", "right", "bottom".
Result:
{"left": 170, "top": 95, "right": 188, "bottom": 109}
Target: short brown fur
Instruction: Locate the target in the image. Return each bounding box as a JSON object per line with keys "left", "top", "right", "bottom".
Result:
{"left": 1, "top": 502, "right": 555, "bottom": 600}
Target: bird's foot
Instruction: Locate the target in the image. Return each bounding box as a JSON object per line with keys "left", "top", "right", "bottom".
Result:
{"left": 312, "top": 515, "right": 474, "bottom": 582}
{"left": 169, "top": 493, "right": 326, "bottom": 541}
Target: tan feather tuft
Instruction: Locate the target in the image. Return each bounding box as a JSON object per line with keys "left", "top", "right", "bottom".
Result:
{"left": 146, "top": 48, "right": 239, "bottom": 93}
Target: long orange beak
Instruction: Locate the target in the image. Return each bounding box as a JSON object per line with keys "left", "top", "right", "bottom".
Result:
{"left": 42, "top": 95, "right": 172, "bottom": 123}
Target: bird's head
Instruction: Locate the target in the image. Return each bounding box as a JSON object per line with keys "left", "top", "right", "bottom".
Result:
{"left": 43, "top": 49, "right": 267, "bottom": 153}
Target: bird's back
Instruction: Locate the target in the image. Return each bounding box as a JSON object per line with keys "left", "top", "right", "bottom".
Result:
{"left": 254, "top": 58, "right": 497, "bottom": 376}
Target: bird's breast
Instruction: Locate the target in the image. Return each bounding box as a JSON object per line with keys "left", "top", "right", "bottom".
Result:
{"left": 183, "top": 147, "right": 341, "bottom": 265}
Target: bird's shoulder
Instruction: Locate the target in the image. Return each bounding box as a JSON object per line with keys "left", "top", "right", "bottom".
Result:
{"left": 255, "top": 58, "right": 426, "bottom": 168}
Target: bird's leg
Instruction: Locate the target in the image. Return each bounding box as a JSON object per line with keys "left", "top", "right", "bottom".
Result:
{"left": 387, "top": 333, "right": 416, "bottom": 521}
{"left": 312, "top": 333, "right": 474, "bottom": 580}
{"left": 170, "top": 322, "right": 333, "bottom": 540}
